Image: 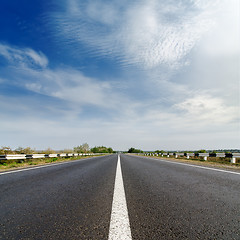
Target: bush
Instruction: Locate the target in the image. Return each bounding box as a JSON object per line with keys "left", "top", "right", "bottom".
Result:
{"left": 128, "top": 147, "right": 143, "bottom": 153}
{"left": 90, "top": 146, "right": 113, "bottom": 153}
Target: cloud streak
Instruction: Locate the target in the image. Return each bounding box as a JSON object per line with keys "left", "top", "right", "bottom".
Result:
{"left": 0, "top": 43, "right": 138, "bottom": 118}
{"left": 0, "top": 43, "right": 48, "bottom": 68}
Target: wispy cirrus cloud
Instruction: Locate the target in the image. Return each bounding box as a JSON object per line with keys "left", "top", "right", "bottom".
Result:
{"left": 0, "top": 43, "right": 137, "bottom": 116}
{"left": 0, "top": 43, "right": 48, "bottom": 68}
{"left": 49, "top": 0, "right": 219, "bottom": 69}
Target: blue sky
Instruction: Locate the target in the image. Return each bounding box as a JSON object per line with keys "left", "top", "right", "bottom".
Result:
{"left": 0, "top": 0, "right": 239, "bottom": 151}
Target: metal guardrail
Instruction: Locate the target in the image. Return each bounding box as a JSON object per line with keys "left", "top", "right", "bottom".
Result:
{"left": 140, "top": 152, "right": 239, "bottom": 164}
{"left": 0, "top": 153, "right": 103, "bottom": 161}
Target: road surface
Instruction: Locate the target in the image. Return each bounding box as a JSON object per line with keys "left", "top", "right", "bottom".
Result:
{"left": 0, "top": 154, "right": 239, "bottom": 239}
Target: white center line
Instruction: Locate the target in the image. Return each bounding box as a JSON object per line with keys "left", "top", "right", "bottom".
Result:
{"left": 108, "top": 155, "right": 132, "bottom": 240}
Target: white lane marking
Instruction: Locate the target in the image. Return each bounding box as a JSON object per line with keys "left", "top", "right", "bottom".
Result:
{"left": 0, "top": 157, "right": 96, "bottom": 176}
{"left": 108, "top": 155, "right": 132, "bottom": 240}
{"left": 144, "top": 157, "right": 240, "bottom": 176}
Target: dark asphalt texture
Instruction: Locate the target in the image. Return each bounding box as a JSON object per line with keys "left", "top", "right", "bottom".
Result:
{"left": 1, "top": 154, "right": 240, "bottom": 239}
{"left": 121, "top": 154, "right": 240, "bottom": 240}
{"left": 0, "top": 155, "right": 117, "bottom": 240}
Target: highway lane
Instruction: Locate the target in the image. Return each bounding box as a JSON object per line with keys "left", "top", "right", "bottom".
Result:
{"left": 121, "top": 154, "right": 240, "bottom": 239}
{"left": 0, "top": 155, "right": 117, "bottom": 240}
{"left": 1, "top": 154, "right": 240, "bottom": 239}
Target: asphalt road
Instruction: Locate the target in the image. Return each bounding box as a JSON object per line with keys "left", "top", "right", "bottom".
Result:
{"left": 1, "top": 154, "right": 240, "bottom": 239}
{"left": 121, "top": 155, "right": 240, "bottom": 240}
{"left": 0, "top": 155, "right": 117, "bottom": 239}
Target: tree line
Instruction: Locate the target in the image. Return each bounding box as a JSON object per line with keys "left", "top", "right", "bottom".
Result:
{"left": 0, "top": 143, "right": 115, "bottom": 155}
{"left": 73, "top": 143, "right": 114, "bottom": 153}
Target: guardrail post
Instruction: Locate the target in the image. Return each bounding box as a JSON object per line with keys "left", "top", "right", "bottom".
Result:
{"left": 204, "top": 156, "right": 207, "bottom": 161}
{"left": 231, "top": 157, "right": 236, "bottom": 164}
{"left": 175, "top": 154, "right": 178, "bottom": 158}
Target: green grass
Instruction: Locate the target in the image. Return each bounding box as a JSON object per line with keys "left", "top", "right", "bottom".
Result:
{"left": 45, "top": 157, "right": 58, "bottom": 163}
{"left": 9, "top": 162, "right": 17, "bottom": 168}
{"left": 29, "top": 162, "right": 37, "bottom": 165}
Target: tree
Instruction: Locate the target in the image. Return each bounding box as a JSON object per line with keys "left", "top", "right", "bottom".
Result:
{"left": 15, "top": 147, "right": 35, "bottom": 154}
{"left": 0, "top": 146, "right": 13, "bottom": 155}
{"left": 108, "top": 147, "right": 113, "bottom": 153}
{"left": 128, "top": 147, "right": 143, "bottom": 153}
{"left": 74, "top": 143, "right": 90, "bottom": 153}
{"left": 14, "top": 147, "right": 24, "bottom": 154}
{"left": 91, "top": 147, "right": 98, "bottom": 153}
{"left": 90, "top": 146, "right": 114, "bottom": 153}
{"left": 155, "top": 150, "right": 165, "bottom": 154}
{"left": 128, "top": 147, "right": 135, "bottom": 153}
{"left": 44, "top": 148, "right": 56, "bottom": 154}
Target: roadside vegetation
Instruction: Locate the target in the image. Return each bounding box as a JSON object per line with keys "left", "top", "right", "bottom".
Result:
{"left": 0, "top": 143, "right": 115, "bottom": 171}
{"left": 0, "top": 146, "right": 57, "bottom": 155}
{"left": 91, "top": 146, "right": 113, "bottom": 153}
{"left": 141, "top": 149, "right": 240, "bottom": 166}
{"left": 128, "top": 147, "right": 143, "bottom": 153}
{"left": 74, "top": 143, "right": 114, "bottom": 153}
{"left": 164, "top": 154, "right": 239, "bottom": 166}
{"left": 121, "top": 147, "right": 239, "bottom": 167}
{"left": 0, "top": 144, "right": 115, "bottom": 155}
{"left": 0, "top": 155, "right": 94, "bottom": 171}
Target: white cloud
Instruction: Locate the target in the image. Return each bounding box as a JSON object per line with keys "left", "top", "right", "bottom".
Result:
{"left": 199, "top": 0, "right": 240, "bottom": 57}
{"left": 0, "top": 43, "right": 135, "bottom": 114}
{"left": 174, "top": 95, "right": 239, "bottom": 124}
{"left": 25, "top": 83, "right": 42, "bottom": 92}
{"left": 1, "top": 101, "right": 238, "bottom": 150}
{"left": 0, "top": 43, "right": 48, "bottom": 68}
{"left": 50, "top": 0, "right": 220, "bottom": 69}
{"left": 120, "top": 0, "right": 215, "bottom": 69}
{"left": 1, "top": 0, "right": 239, "bottom": 154}
{"left": 85, "top": 1, "right": 119, "bottom": 25}
{"left": 22, "top": 68, "right": 131, "bottom": 111}
{"left": 25, "top": 49, "right": 48, "bottom": 68}
{"left": 1, "top": 42, "right": 238, "bottom": 127}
